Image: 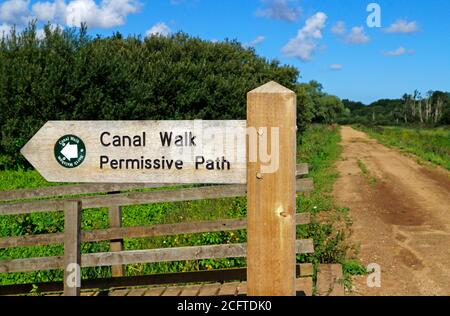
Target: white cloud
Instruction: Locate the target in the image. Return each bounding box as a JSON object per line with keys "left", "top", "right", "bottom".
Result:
{"left": 345, "top": 26, "right": 369, "bottom": 44}
{"left": 0, "top": 0, "right": 31, "bottom": 25}
{"left": 331, "top": 21, "right": 346, "bottom": 35}
{"left": 383, "top": 46, "right": 414, "bottom": 56}
{"left": 329, "top": 64, "right": 343, "bottom": 71}
{"left": 244, "top": 35, "right": 266, "bottom": 48}
{"left": 282, "top": 12, "right": 327, "bottom": 61}
{"left": 32, "top": 0, "right": 67, "bottom": 24}
{"left": 0, "top": 0, "right": 141, "bottom": 29}
{"left": 146, "top": 22, "right": 171, "bottom": 37}
{"left": 65, "top": 0, "right": 141, "bottom": 28}
{"left": 384, "top": 19, "right": 418, "bottom": 33}
{"left": 0, "top": 23, "right": 13, "bottom": 37}
{"left": 255, "top": 0, "right": 301, "bottom": 22}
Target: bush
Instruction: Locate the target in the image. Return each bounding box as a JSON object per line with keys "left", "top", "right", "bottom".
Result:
{"left": 0, "top": 23, "right": 299, "bottom": 169}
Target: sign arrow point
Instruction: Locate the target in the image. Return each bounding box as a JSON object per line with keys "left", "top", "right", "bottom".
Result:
{"left": 61, "top": 143, "right": 78, "bottom": 160}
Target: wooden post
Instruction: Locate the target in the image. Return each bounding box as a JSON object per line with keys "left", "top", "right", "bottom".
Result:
{"left": 64, "top": 200, "right": 82, "bottom": 296}
{"left": 108, "top": 202, "right": 125, "bottom": 277}
{"left": 246, "top": 81, "right": 297, "bottom": 296}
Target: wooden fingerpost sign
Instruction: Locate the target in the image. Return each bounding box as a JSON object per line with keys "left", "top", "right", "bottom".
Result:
{"left": 20, "top": 81, "right": 298, "bottom": 296}
{"left": 246, "top": 82, "right": 297, "bottom": 296}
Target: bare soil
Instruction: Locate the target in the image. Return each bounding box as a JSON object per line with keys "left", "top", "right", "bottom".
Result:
{"left": 334, "top": 126, "right": 450, "bottom": 295}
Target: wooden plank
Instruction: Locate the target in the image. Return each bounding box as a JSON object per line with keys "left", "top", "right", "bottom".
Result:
{"left": 295, "top": 277, "right": 313, "bottom": 296}
{"left": 296, "top": 163, "right": 309, "bottom": 176}
{"left": 179, "top": 284, "right": 202, "bottom": 296}
{"left": 298, "top": 263, "right": 314, "bottom": 277}
{"left": 127, "top": 288, "right": 147, "bottom": 296}
{"left": 63, "top": 200, "right": 82, "bottom": 296}
{"left": 0, "top": 256, "right": 62, "bottom": 273}
{"left": 161, "top": 286, "right": 184, "bottom": 296}
{"left": 0, "top": 233, "right": 64, "bottom": 248}
{"left": 198, "top": 283, "right": 221, "bottom": 296}
{"left": 0, "top": 240, "right": 313, "bottom": 273}
{"left": 0, "top": 163, "right": 308, "bottom": 202}
{"left": 217, "top": 282, "right": 240, "bottom": 296}
{"left": 20, "top": 120, "right": 247, "bottom": 184}
{"left": 81, "top": 243, "right": 248, "bottom": 267}
{"left": 0, "top": 213, "right": 310, "bottom": 249}
{"left": 143, "top": 287, "right": 166, "bottom": 296}
{"left": 108, "top": 204, "right": 124, "bottom": 277}
{"left": 247, "top": 81, "right": 297, "bottom": 296}
{"left": 80, "top": 240, "right": 313, "bottom": 268}
{"left": 233, "top": 278, "right": 313, "bottom": 296}
{"left": 0, "top": 178, "right": 313, "bottom": 216}
{"left": 236, "top": 282, "right": 247, "bottom": 295}
{"left": 316, "top": 264, "right": 345, "bottom": 296}
{"left": 109, "top": 288, "right": 130, "bottom": 296}
{"left": 0, "top": 183, "right": 176, "bottom": 202}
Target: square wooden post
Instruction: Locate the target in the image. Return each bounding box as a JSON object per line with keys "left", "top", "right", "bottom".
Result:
{"left": 64, "top": 200, "right": 82, "bottom": 296}
{"left": 246, "top": 81, "right": 297, "bottom": 296}
{"left": 108, "top": 204, "right": 125, "bottom": 277}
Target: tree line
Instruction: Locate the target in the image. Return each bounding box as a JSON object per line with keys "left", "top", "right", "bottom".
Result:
{"left": 0, "top": 23, "right": 344, "bottom": 169}
{"left": 339, "top": 90, "right": 450, "bottom": 126}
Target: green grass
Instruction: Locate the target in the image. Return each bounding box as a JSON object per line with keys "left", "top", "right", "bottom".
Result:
{"left": 354, "top": 125, "right": 450, "bottom": 170}
{"left": 357, "top": 159, "right": 377, "bottom": 185}
{"left": 296, "top": 125, "right": 363, "bottom": 291}
{"left": 0, "top": 124, "right": 357, "bottom": 289}
{"left": 296, "top": 124, "right": 342, "bottom": 214}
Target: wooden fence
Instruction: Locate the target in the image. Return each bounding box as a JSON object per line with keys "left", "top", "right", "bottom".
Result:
{"left": 0, "top": 164, "right": 318, "bottom": 296}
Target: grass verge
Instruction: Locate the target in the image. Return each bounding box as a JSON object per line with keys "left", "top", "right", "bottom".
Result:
{"left": 357, "top": 159, "right": 377, "bottom": 185}
{"left": 354, "top": 125, "right": 450, "bottom": 170}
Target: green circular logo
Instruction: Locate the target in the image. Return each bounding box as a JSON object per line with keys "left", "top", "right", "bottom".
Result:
{"left": 54, "top": 135, "right": 86, "bottom": 168}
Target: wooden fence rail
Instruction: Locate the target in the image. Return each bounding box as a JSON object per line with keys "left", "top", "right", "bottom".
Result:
{"left": 0, "top": 163, "right": 314, "bottom": 296}
{"left": 0, "top": 179, "right": 313, "bottom": 216}
{"left": 0, "top": 164, "right": 309, "bottom": 203}
{"left": 0, "top": 239, "right": 313, "bottom": 274}
{"left": 0, "top": 213, "right": 310, "bottom": 248}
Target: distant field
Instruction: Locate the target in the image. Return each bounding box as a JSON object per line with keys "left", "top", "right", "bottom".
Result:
{"left": 354, "top": 125, "right": 450, "bottom": 170}
{"left": 0, "top": 125, "right": 356, "bottom": 286}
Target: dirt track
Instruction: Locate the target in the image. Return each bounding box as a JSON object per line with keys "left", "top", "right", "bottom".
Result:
{"left": 334, "top": 126, "right": 450, "bottom": 296}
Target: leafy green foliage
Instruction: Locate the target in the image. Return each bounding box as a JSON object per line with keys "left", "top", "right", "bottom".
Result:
{"left": 296, "top": 81, "right": 344, "bottom": 130}
{"left": 296, "top": 124, "right": 342, "bottom": 214}
{"left": 0, "top": 22, "right": 300, "bottom": 169}
{"left": 338, "top": 90, "right": 450, "bottom": 126}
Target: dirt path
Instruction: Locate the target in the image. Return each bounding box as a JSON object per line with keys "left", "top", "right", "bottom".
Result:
{"left": 334, "top": 126, "right": 450, "bottom": 296}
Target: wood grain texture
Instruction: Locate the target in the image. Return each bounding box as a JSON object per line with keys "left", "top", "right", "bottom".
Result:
{"left": 0, "top": 178, "right": 313, "bottom": 216}
{"left": 108, "top": 204, "right": 124, "bottom": 277}
{"left": 0, "top": 240, "right": 313, "bottom": 273}
{"left": 246, "top": 81, "right": 297, "bottom": 296}
{"left": 0, "top": 163, "right": 308, "bottom": 202}
{"left": 0, "top": 213, "right": 310, "bottom": 248}
{"left": 63, "top": 200, "right": 81, "bottom": 296}
{"left": 0, "top": 183, "right": 176, "bottom": 202}
{"left": 21, "top": 120, "right": 247, "bottom": 184}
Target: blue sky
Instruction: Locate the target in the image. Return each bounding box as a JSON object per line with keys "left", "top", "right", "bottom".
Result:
{"left": 1, "top": 0, "right": 449, "bottom": 103}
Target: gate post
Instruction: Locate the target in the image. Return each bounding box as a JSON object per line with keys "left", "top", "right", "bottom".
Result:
{"left": 246, "top": 81, "right": 297, "bottom": 296}
{"left": 64, "top": 200, "right": 82, "bottom": 296}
